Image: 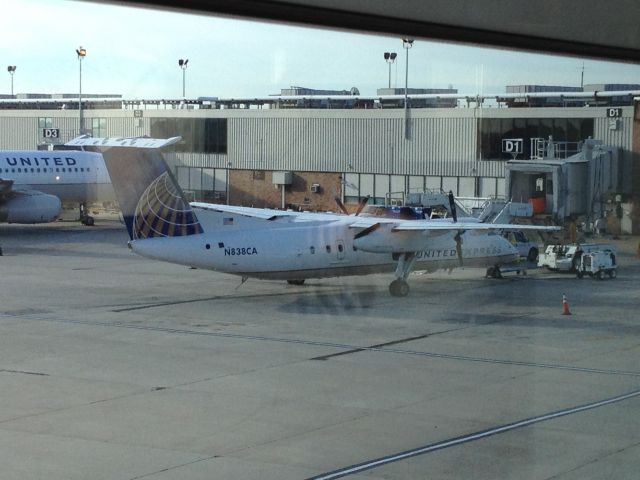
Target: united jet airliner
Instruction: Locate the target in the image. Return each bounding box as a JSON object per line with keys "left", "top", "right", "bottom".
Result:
{"left": 0, "top": 148, "right": 114, "bottom": 224}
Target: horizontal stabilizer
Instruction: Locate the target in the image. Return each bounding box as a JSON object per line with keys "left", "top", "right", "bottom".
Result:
{"left": 66, "top": 135, "right": 182, "bottom": 149}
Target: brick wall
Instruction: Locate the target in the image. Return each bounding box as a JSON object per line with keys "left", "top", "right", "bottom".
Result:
{"left": 228, "top": 170, "right": 345, "bottom": 212}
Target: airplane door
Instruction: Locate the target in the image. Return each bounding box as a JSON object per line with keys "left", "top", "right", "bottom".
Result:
{"left": 336, "top": 239, "right": 346, "bottom": 261}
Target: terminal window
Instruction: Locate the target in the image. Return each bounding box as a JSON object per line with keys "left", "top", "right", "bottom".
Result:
{"left": 38, "top": 117, "right": 53, "bottom": 129}
{"left": 150, "top": 118, "right": 227, "bottom": 154}
{"left": 478, "top": 117, "right": 594, "bottom": 160}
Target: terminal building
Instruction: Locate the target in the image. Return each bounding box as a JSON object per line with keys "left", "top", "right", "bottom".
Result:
{"left": 1, "top": 84, "right": 639, "bottom": 231}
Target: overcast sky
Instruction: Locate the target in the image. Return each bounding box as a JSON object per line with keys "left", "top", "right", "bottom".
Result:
{"left": 3, "top": 0, "right": 640, "bottom": 99}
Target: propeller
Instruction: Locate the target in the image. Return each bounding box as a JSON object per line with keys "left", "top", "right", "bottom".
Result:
{"left": 454, "top": 231, "right": 464, "bottom": 267}
{"left": 447, "top": 190, "right": 458, "bottom": 222}
{"left": 353, "top": 222, "right": 380, "bottom": 240}
{"left": 447, "top": 190, "right": 463, "bottom": 266}
{"left": 354, "top": 195, "right": 370, "bottom": 216}
{"left": 334, "top": 195, "right": 370, "bottom": 216}
{"left": 334, "top": 196, "right": 349, "bottom": 215}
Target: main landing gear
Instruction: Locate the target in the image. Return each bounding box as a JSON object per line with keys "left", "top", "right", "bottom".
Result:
{"left": 79, "top": 203, "right": 95, "bottom": 226}
{"left": 485, "top": 266, "right": 503, "bottom": 279}
{"left": 389, "top": 252, "right": 418, "bottom": 297}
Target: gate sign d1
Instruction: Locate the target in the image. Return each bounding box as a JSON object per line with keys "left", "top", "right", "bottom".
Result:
{"left": 502, "top": 138, "right": 523, "bottom": 154}
{"left": 606, "top": 107, "right": 622, "bottom": 118}
{"left": 42, "top": 128, "right": 60, "bottom": 139}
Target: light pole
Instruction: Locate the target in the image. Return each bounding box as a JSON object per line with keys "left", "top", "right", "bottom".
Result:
{"left": 178, "top": 58, "right": 189, "bottom": 97}
{"left": 76, "top": 46, "right": 86, "bottom": 134}
{"left": 383, "top": 52, "right": 397, "bottom": 89}
{"left": 7, "top": 66, "right": 16, "bottom": 96}
{"left": 402, "top": 38, "right": 414, "bottom": 139}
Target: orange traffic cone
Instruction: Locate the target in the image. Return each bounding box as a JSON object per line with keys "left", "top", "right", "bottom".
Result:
{"left": 562, "top": 294, "right": 571, "bottom": 315}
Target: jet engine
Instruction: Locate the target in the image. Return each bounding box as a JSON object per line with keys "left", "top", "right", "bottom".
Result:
{"left": 353, "top": 225, "right": 429, "bottom": 253}
{"left": 0, "top": 191, "right": 61, "bottom": 223}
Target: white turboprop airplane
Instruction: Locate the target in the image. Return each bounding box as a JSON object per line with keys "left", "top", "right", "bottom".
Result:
{"left": 66, "top": 135, "right": 561, "bottom": 296}
{"left": 0, "top": 148, "right": 114, "bottom": 225}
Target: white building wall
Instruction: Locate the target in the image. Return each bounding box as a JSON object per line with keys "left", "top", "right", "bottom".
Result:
{"left": 0, "top": 105, "right": 634, "bottom": 195}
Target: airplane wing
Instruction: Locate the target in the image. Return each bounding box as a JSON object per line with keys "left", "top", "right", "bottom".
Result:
{"left": 350, "top": 216, "right": 561, "bottom": 254}
{"left": 0, "top": 179, "right": 34, "bottom": 198}
{"left": 0, "top": 178, "right": 14, "bottom": 196}
{"left": 390, "top": 219, "right": 561, "bottom": 232}
{"left": 349, "top": 217, "right": 561, "bottom": 232}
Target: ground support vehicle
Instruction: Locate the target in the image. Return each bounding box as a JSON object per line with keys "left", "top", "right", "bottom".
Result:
{"left": 538, "top": 243, "right": 615, "bottom": 272}
{"left": 575, "top": 251, "right": 617, "bottom": 279}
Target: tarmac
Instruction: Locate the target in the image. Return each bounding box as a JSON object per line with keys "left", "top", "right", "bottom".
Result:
{"left": 1, "top": 219, "right": 640, "bottom": 480}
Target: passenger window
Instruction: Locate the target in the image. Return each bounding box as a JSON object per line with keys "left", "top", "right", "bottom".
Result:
{"left": 310, "top": 246, "right": 315, "bottom": 254}
{"left": 326, "top": 245, "right": 331, "bottom": 253}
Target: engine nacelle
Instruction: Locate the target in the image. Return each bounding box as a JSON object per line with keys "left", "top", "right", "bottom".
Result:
{"left": 354, "top": 224, "right": 431, "bottom": 253}
{"left": 0, "top": 192, "right": 61, "bottom": 223}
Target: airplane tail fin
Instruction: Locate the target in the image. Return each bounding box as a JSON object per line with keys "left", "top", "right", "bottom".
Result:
{"left": 66, "top": 136, "right": 203, "bottom": 240}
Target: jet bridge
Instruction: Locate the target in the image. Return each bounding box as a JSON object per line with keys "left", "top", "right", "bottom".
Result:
{"left": 505, "top": 138, "right": 621, "bottom": 222}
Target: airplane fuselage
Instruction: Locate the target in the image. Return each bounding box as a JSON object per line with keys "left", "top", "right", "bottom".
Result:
{"left": 0, "top": 150, "right": 114, "bottom": 203}
{"left": 129, "top": 208, "right": 519, "bottom": 281}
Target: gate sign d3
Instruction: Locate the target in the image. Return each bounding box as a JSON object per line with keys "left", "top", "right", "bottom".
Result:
{"left": 502, "top": 138, "right": 523, "bottom": 154}
{"left": 42, "top": 128, "right": 60, "bottom": 138}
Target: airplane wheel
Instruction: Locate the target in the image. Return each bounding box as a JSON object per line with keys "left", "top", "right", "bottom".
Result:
{"left": 85, "top": 216, "right": 95, "bottom": 226}
{"left": 287, "top": 279, "right": 305, "bottom": 285}
{"left": 389, "top": 279, "right": 410, "bottom": 297}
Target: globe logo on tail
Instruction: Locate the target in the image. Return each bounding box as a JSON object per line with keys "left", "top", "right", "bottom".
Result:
{"left": 132, "top": 172, "right": 203, "bottom": 239}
